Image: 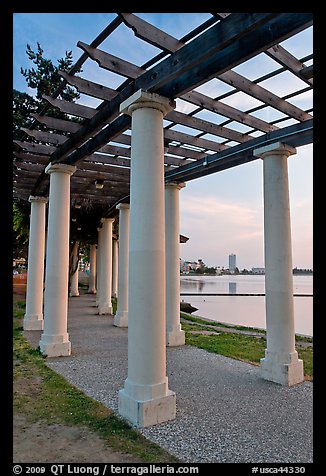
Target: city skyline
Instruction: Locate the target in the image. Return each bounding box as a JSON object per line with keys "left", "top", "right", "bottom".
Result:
{"left": 13, "top": 13, "right": 313, "bottom": 270}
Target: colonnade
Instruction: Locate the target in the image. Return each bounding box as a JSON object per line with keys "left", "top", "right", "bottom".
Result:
{"left": 22, "top": 89, "right": 304, "bottom": 428}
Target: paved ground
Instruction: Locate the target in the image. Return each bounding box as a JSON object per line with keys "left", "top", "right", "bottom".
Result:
{"left": 23, "top": 292, "right": 313, "bottom": 463}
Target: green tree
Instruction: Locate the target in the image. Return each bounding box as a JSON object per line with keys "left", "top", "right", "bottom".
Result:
{"left": 13, "top": 203, "right": 30, "bottom": 259}
{"left": 13, "top": 43, "right": 80, "bottom": 258}
{"left": 20, "top": 42, "right": 80, "bottom": 103}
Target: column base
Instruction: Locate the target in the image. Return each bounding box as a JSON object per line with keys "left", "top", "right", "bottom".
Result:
{"left": 118, "top": 388, "right": 176, "bottom": 428}
{"left": 88, "top": 289, "right": 96, "bottom": 294}
{"left": 39, "top": 333, "right": 71, "bottom": 357}
{"left": 23, "top": 314, "right": 44, "bottom": 331}
{"left": 98, "top": 303, "right": 113, "bottom": 315}
{"left": 69, "top": 291, "right": 80, "bottom": 297}
{"left": 260, "top": 351, "right": 304, "bottom": 386}
{"left": 166, "top": 329, "right": 185, "bottom": 347}
{"left": 114, "top": 311, "right": 128, "bottom": 327}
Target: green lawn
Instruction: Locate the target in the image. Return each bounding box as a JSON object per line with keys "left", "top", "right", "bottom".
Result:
{"left": 13, "top": 297, "right": 180, "bottom": 463}
{"left": 181, "top": 313, "right": 313, "bottom": 380}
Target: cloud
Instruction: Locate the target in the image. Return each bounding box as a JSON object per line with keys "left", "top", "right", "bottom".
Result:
{"left": 180, "top": 195, "right": 264, "bottom": 268}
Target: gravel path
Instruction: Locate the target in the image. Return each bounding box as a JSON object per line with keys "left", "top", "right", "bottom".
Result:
{"left": 27, "top": 293, "right": 312, "bottom": 463}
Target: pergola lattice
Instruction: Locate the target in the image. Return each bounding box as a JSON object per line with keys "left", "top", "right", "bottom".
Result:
{"left": 13, "top": 12, "right": 313, "bottom": 242}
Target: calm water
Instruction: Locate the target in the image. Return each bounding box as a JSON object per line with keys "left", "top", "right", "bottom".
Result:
{"left": 180, "top": 275, "right": 313, "bottom": 336}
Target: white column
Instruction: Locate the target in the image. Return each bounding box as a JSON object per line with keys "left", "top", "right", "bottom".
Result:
{"left": 98, "top": 218, "right": 114, "bottom": 315}
{"left": 114, "top": 203, "right": 130, "bottom": 327}
{"left": 88, "top": 244, "right": 97, "bottom": 294}
{"left": 69, "top": 241, "right": 79, "bottom": 297}
{"left": 39, "top": 163, "right": 76, "bottom": 357}
{"left": 96, "top": 228, "right": 102, "bottom": 306}
{"left": 112, "top": 237, "right": 118, "bottom": 298}
{"left": 23, "top": 196, "right": 48, "bottom": 330}
{"left": 165, "top": 182, "right": 186, "bottom": 346}
{"left": 118, "top": 90, "right": 176, "bottom": 428}
{"left": 254, "top": 142, "right": 304, "bottom": 386}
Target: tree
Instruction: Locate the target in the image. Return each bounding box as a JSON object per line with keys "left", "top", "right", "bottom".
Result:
{"left": 20, "top": 42, "right": 80, "bottom": 103}
{"left": 13, "top": 203, "right": 29, "bottom": 259}
{"left": 13, "top": 43, "right": 80, "bottom": 257}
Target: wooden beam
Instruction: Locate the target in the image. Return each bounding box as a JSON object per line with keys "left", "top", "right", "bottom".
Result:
{"left": 14, "top": 141, "right": 56, "bottom": 155}
{"left": 165, "top": 118, "right": 313, "bottom": 183}
{"left": 119, "top": 13, "right": 184, "bottom": 53}
{"left": 42, "top": 95, "right": 97, "bottom": 119}
{"left": 157, "top": 13, "right": 313, "bottom": 97}
{"left": 265, "top": 44, "right": 313, "bottom": 86}
{"left": 219, "top": 70, "right": 312, "bottom": 122}
{"left": 119, "top": 13, "right": 276, "bottom": 133}
{"left": 58, "top": 71, "right": 117, "bottom": 101}
{"left": 166, "top": 110, "right": 250, "bottom": 143}
{"left": 180, "top": 90, "right": 277, "bottom": 133}
{"left": 300, "top": 64, "right": 313, "bottom": 80}
{"left": 31, "top": 113, "right": 82, "bottom": 133}
{"left": 163, "top": 128, "right": 228, "bottom": 152}
{"left": 77, "top": 41, "right": 144, "bottom": 79}
{"left": 21, "top": 128, "right": 68, "bottom": 146}
{"left": 54, "top": 13, "right": 278, "bottom": 164}
{"left": 14, "top": 152, "right": 49, "bottom": 165}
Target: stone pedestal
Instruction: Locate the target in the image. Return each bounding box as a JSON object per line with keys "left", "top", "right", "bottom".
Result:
{"left": 254, "top": 142, "right": 304, "bottom": 386}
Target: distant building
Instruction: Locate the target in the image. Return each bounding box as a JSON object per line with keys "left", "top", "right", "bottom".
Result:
{"left": 251, "top": 267, "right": 265, "bottom": 275}
{"left": 229, "top": 253, "right": 236, "bottom": 273}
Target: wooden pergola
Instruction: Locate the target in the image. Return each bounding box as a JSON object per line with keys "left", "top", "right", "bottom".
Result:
{"left": 13, "top": 13, "right": 313, "bottom": 242}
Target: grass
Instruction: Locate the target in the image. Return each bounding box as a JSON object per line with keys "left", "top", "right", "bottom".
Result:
{"left": 181, "top": 313, "right": 313, "bottom": 380}
{"left": 13, "top": 295, "right": 180, "bottom": 463}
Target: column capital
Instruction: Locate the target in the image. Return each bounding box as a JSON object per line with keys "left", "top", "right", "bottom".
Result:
{"left": 101, "top": 217, "right": 115, "bottom": 225}
{"left": 165, "top": 182, "right": 186, "bottom": 191}
{"left": 120, "top": 89, "right": 175, "bottom": 117}
{"left": 116, "top": 203, "right": 130, "bottom": 211}
{"left": 253, "top": 142, "right": 296, "bottom": 159}
{"left": 29, "top": 195, "right": 48, "bottom": 204}
{"left": 45, "top": 162, "right": 77, "bottom": 176}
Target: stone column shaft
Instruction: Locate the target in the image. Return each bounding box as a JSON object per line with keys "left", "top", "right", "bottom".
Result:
{"left": 39, "top": 163, "right": 76, "bottom": 357}
{"left": 114, "top": 204, "right": 130, "bottom": 327}
{"left": 88, "top": 244, "right": 97, "bottom": 294}
{"left": 96, "top": 228, "right": 103, "bottom": 306}
{"left": 118, "top": 90, "right": 176, "bottom": 427}
{"left": 254, "top": 142, "right": 304, "bottom": 386}
{"left": 98, "top": 218, "right": 114, "bottom": 315}
{"left": 112, "top": 238, "right": 118, "bottom": 298}
{"left": 69, "top": 241, "right": 79, "bottom": 297}
{"left": 23, "top": 196, "right": 48, "bottom": 330}
{"left": 165, "top": 183, "right": 185, "bottom": 346}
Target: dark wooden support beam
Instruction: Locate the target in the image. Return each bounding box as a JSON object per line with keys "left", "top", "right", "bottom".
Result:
{"left": 49, "top": 13, "right": 281, "bottom": 164}
{"left": 165, "top": 119, "right": 313, "bottom": 183}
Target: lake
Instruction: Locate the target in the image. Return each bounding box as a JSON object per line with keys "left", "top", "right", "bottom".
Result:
{"left": 180, "top": 274, "right": 313, "bottom": 336}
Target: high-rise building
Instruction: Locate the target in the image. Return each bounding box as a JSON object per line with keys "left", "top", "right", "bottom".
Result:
{"left": 229, "top": 253, "right": 236, "bottom": 272}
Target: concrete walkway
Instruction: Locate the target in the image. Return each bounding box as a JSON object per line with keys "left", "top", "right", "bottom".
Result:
{"left": 23, "top": 292, "right": 313, "bottom": 463}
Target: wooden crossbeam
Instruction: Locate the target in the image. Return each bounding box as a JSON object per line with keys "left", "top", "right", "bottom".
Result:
{"left": 21, "top": 128, "right": 68, "bottom": 146}
{"left": 31, "top": 113, "right": 81, "bottom": 133}
{"left": 49, "top": 13, "right": 283, "bottom": 164}
{"left": 42, "top": 95, "right": 97, "bottom": 119}
{"left": 14, "top": 141, "right": 56, "bottom": 155}
{"left": 219, "top": 70, "right": 312, "bottom": 122}
{"left": 265, "top": 44, "right": 313, "bottom": 86}
{"left": 58, "top": 71, "right": 117, "bottom": 101}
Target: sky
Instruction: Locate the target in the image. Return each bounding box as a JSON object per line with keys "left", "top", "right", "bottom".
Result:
{"left": 13, "top": 13, "right": 313, "bottom": 270}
